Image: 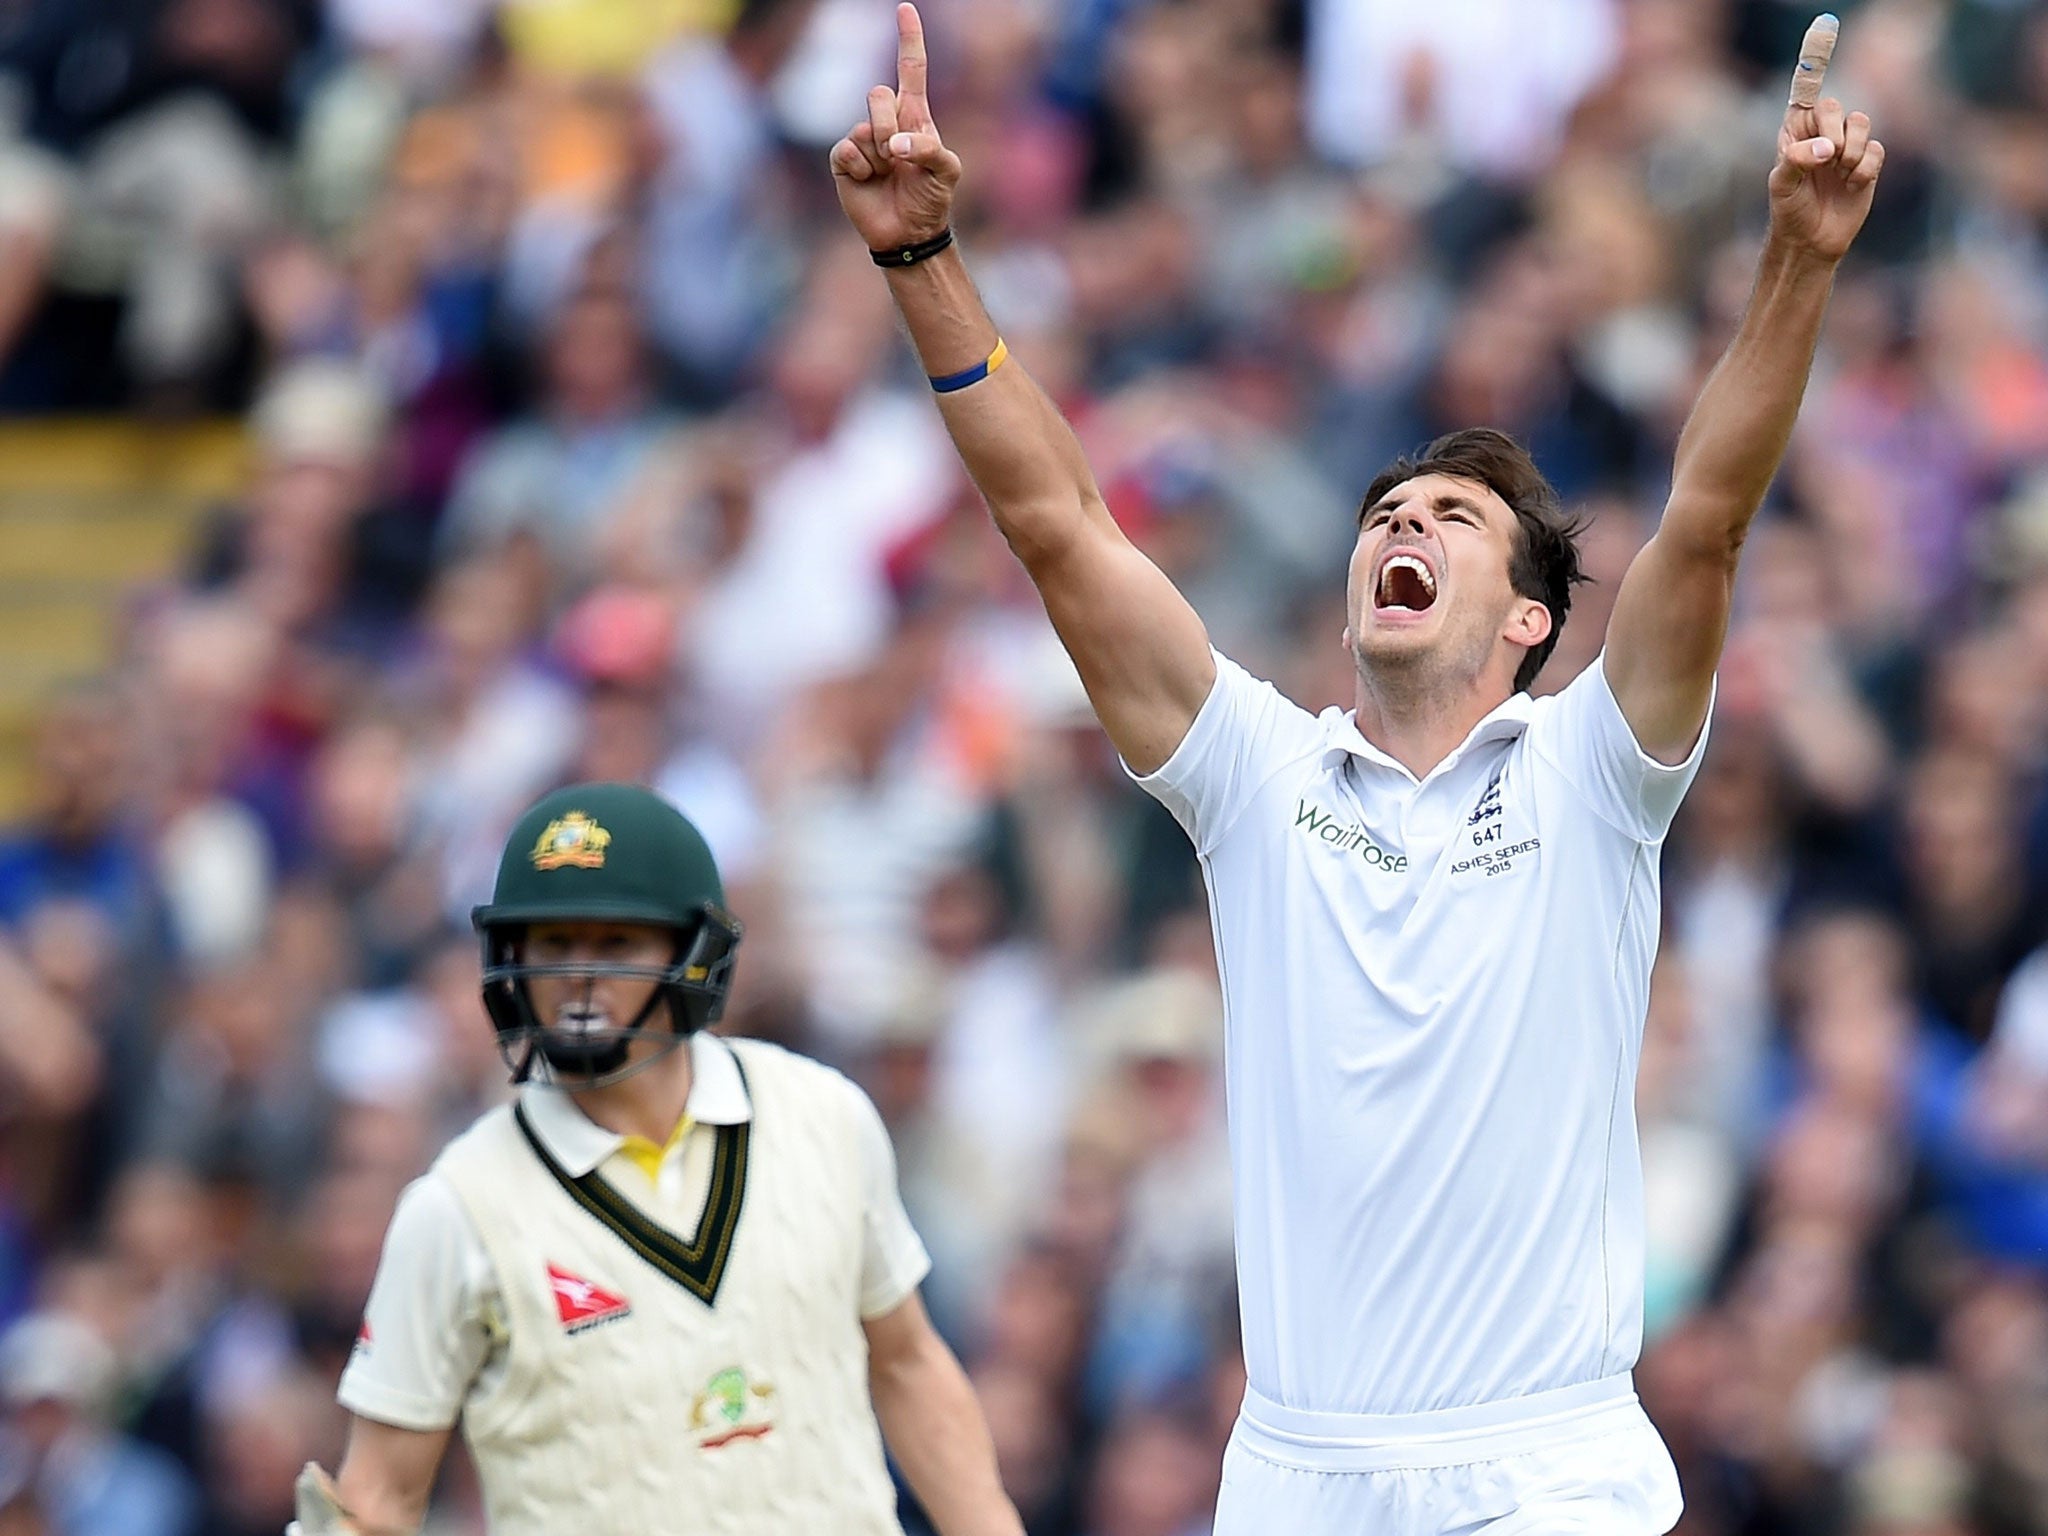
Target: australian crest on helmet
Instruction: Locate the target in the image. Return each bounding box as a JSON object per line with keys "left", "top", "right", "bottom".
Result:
{"left": 530, "top": 811, "right": 612, "bottom": 871}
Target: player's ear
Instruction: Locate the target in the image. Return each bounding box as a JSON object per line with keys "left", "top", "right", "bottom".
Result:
{"left": 1505, "top": 598, "right": 1551, "bottom": 652}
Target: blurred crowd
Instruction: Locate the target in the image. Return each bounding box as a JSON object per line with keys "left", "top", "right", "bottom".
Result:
{"left": 0, "top": 0, "right": 2045, "bottom": 1532}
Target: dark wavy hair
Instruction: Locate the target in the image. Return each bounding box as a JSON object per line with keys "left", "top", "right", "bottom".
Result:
{"left": 1361, "top": 428, "right": 1588, "bottom": 693}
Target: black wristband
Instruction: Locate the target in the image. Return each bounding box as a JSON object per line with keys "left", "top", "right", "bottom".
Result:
{"left": 870, "top": 228, "right": 954, "bottom": 269}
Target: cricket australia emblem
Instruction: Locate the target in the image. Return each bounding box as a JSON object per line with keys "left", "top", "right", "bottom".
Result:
{"left": 690, "top": 1367, "right": 778, "bottom": 1449}
{"left": 530, "top": 812, "right": 611, "bottom": 870}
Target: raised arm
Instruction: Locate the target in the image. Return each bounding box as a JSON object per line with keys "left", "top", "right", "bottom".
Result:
{"left": 1604, "top": 14, "right": 1884, "bottom": 762}
{"left": 830, "top": 4, "right": 1213, "bottom": 773}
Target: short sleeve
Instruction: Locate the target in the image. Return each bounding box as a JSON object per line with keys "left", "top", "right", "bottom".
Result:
{"left": 1125, "top": 650, "right": 1327, "bottom": 856}
{"left": 1526, "top": 651, "right": 1711, "bottom": 843}
{"left": 846, "top": 1084, "right": 932, "bottom": 1320}
{"left": 336, "top": 1173, "right": 497, "bottom": 1432}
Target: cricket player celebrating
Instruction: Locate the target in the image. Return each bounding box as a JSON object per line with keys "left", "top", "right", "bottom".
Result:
{"left": 291, "top": 782, "right": 1024, "bottom": 1535}
{"left": 832, "top": 10, "right": 1881, "bottom": 1531}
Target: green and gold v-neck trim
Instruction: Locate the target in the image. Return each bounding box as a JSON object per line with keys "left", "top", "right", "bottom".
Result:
{"left": 513, "top": 1064, "right": 751, "bottom": 1307}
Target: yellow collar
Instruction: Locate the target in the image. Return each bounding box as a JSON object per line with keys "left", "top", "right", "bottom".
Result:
{"left": 618, "top": 1113, "right": 695, "bottom": 1183}
{"left": 518, "top": 1034, "right": 753, "bottom": 1178}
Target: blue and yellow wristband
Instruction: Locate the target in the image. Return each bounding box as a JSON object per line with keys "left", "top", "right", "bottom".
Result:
{"left": 930, "top": 339, "right": 1009, "bottom": 395}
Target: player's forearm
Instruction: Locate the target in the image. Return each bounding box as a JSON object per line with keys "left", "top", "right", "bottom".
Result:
{"left": 320, "top": 1418, "right": 447, "bottom": 1536}
{"left": 322, "top": 1473, "right": 422, "bottom": 1536}
{"left": 290, "top": 1462, "right": 417, "bottom": 1536}
{"left": 884, "top": 250, "right": 1114, "bottom": 571}
{"left": 871, "top": 1336, "right": 1025, "bottom": 1536}
{"left": 1663, "top": 234, "right": 1836, "bottom": 559}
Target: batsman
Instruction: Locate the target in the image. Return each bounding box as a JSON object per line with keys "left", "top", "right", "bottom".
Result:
{"left": 291, "top": 783, "right": 1024, "bottom": 1535}
{"left": 832, "top": 9, "right": 1879, "bottom": 1532}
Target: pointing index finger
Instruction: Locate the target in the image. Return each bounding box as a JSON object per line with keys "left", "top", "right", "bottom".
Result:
{"left": 897, "top": 3, "right": 930, "bottom": 120}
{"left": 1788, "top": 13, "right": 1839, "bottom": 109}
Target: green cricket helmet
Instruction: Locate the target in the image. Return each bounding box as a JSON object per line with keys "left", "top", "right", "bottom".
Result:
{"left": 472, "top": 783, "right": 742, "bottom": 1088}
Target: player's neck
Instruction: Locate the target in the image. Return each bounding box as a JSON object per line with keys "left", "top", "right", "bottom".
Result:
{"left": 568, "top": 1044, "right": 695, "bottom": 1146}
{"left": 1353, "top": 666, "right": 1514, "bottom": 779}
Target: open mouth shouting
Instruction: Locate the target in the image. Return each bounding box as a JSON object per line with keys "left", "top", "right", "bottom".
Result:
{"left": 1372, "top": 548, "right": 1440, "bottom": 619}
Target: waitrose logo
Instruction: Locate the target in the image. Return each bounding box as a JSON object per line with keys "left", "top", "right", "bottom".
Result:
{"left": 1294, "top": 799, "right": 1408, "bottom": 872}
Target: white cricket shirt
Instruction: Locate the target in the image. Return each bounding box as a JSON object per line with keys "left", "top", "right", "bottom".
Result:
{"left": 1133, "top": 650, "right": 1707, "bottom": 1420}
{"left": 338, "top": 1031, "right": 931, "bottom": 1436}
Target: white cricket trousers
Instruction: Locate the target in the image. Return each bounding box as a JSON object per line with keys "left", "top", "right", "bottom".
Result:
{"left": 1212, "top": 1373, "right": 1684, "bottom": 1535}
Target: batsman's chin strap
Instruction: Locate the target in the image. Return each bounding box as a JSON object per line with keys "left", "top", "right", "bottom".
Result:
{"left": 507, "top": 968, "right": 676, "bottom": 1086}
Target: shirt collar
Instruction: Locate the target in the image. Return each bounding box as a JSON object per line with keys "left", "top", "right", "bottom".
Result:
{"left": 518, "top": 1033, "right": 754, "bottom": 1178}
{"left": 682, "top": 1032, "right": 752, "bottom": 1126}
{"left": 1320, "top": 691, "right": 1536, "bottom": 782}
